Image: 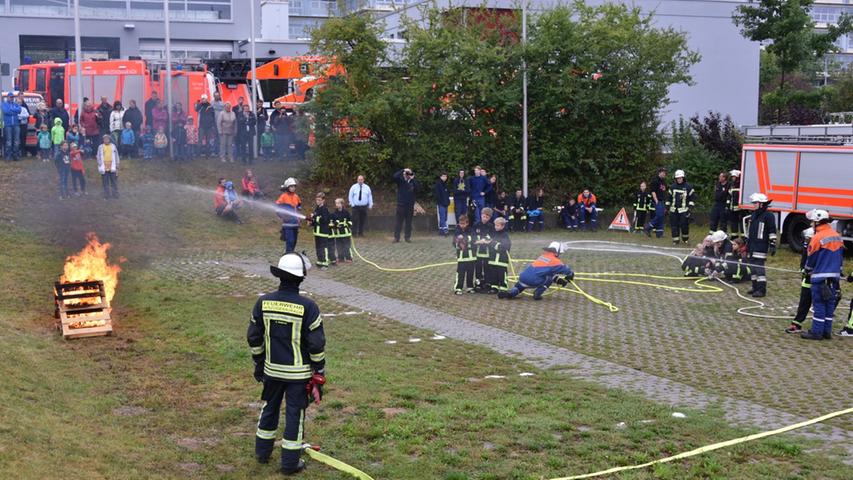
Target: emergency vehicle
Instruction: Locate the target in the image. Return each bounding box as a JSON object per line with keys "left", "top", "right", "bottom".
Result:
{"left": 739, "top": 123, "right": 853, "bottom": 251}
{"left": 14, "top": 60, "right": 216, "bottom": 124}
{"left": 1, "top": 91, "right": 45, "bottom": 156}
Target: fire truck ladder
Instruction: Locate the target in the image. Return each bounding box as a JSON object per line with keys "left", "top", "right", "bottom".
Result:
{"left": 744, "top": 119, "right": 853, "bottom": 146}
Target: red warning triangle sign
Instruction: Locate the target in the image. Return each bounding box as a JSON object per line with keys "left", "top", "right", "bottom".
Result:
{"left": 608, "top": 207, "right": 632, "bottom": 232}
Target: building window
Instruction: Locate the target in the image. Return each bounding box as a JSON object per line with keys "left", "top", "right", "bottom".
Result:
{"left": 7, "top": 0, "right": 232, "bottom": 21}
{"left": 19, "top": 35, "right": 120, "bottom": 65}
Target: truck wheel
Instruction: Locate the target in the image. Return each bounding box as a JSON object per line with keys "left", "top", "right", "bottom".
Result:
{"left": 786, "top": 214, "right": 810, "bottom": 253}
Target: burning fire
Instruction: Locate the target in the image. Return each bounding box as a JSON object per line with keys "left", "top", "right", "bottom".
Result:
{"left": 61, "top": 233, "right": 122, "bottom": 305}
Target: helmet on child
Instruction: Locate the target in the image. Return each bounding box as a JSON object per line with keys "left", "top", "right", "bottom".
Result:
{"left": 281, "top": 177, "right": 298, "bottom": 190}
{"left": 805, "top": 209, "right": 830, "bottom": 223}
{"left": 749, "top": 192, "right": 769, "bottom": 203}
{"left": 710, "top": 230, "right": 728, "bottom": 243}
{"left": 544, "top": 241, "right": 565, "bottom": 255}
{"left": 674, "top": 169, "right": 685, "bottom": 179}
{"left": 271, "top": 252, "right": 312, "bottom": 278}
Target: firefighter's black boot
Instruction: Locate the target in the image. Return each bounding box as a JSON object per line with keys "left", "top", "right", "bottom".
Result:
{"left": 747, "top": 281, "right": 756, "bottom": 295}
{"left": 281, "top": 459, "right": 306, "bottom": 475}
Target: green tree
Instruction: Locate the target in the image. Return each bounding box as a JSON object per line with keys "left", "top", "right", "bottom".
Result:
{"left": 733, "top": 0, "right": 852, "bottom": 122}
{"left": 668, "top": 118, "right": 730, "bottom": 208}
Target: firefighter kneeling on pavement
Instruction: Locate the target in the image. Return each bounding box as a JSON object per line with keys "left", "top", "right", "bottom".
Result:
{"left": 499, "top": 242, "right": 574, "bottom": 300}
{"left": 248, "top": 252, "right": 326, "bottom": 475}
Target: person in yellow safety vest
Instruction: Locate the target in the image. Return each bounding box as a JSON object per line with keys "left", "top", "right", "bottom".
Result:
{"left": 666, "top": 169, "right": 695, "bottom": 245}
{"left": 248, "top": 252, "right": 326, "bottom": 475}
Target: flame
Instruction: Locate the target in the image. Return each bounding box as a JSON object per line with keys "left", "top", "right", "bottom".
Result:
{"left": 60, "top": 233, "right": 122, "bottom": 305}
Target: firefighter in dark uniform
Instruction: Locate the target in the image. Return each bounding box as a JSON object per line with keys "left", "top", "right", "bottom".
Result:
{"left": 666, "top": 169, "right": 695, "bottom": 245}
{"left": 483, "top": 217, "right": 511, "bottom": 293}
{"left": 473, "top": 208, "right": 494, "bottom": 290}
{"left": 633, "top": 182, "right": 652, "bottom": 234}
{"left": 247, "top": 252, "right": 326, "bottom": 475}
{"left": 709, "top": 171, "right": 729, "bottom": 234}
{"left": 309, "top": 192, "right": 333, "bottom": 268}
{"left": 786, "top": 226, "right": 815, "bottom": 334}
{"left": 745, "top": 192, "right": 777, "bottom": 297}
{"left": 509, "top": 190, "right": 527, "bottom": 232}
{"left": 727, "top": 169, "right": 743, "bottom": 239}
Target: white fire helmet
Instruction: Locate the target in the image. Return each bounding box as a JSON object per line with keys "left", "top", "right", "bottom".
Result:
{"left": 674, "top": 169, "right": 685, "bottom": 179}
{"left": 282, "top": 177, "right": 298, "bottom": 189}
{"left": 805, "top": 209, "right": 830, "bottom": 222}
{"left": 803, "top": 227, "right": 815, "bottom": 239}
{"left": 729, "top": 169, "right": 741, "bottom": 177}
{"left": 545, "top": 241, "right": 565, "bottom": 255}
{"left": 749, "top": 192, "right": 769, "bottom": 203}
{"left": 710, "top": 230, "right": 728, "bottom": 243}
{"left": 271, "top": 252, "right": 312, "bottom": 278}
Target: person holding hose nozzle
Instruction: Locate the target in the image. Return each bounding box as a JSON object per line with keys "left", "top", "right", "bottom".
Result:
{"left": 499, "top": 242, "right": 574, "bottom": 300}
{"left": 666, "top": 169, "right": 695, "bottom": 245}
{"left": 745, "top": 193, "right": 777, "bottom": 298}
{"left": 800, "top": 209, "right": 844, "bottom": 341}
{"left": 248, "top": 252, "right": 326, "bottom": 475}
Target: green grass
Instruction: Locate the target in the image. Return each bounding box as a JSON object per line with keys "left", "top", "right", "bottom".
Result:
{"left": 1, "top": 157, "right": 851, "bottom": 479}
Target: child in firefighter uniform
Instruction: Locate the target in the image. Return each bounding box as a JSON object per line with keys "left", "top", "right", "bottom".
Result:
{"left": 454, "top": 214, "right": 477, "bottom": 294}
{"left": 633, "top": 182, "right": 652, "bottom": 234}
{"left": 666, "top": 169, "right": 695, "bottom": 245}
{"left": 727, "top": 170, "right": 743, "bottom": 239}
{"left": 473, "top": 208, "right": 494, "bottom": 290}
{"left": 276, "top": 178, "right": 302, "bottom": 253}
{"left": 247, "top": 253, "right": 326, "bottom": 475}
{"left": 786, "top": 226, "right": 816, "bottom": 334}
{"left": 681, "top": 234, "right": 714, "bottom": 277}
{"left": 723, "top": 237, "right": 751, "bottom": 282}
{"left": 745, "top": 193, "right": 777, "bottom": 297}
{"left": 560, "top": 195, "right": 580, "bottom": 230}
{"left": 509, "top": 190, "right": 527, "bottom": 232}
{"left": 331, "top": 198, "right": 353, "bottom": 263}
{"left": 309, "top": 192, "right": 333, "bottom": 268}
{"left": 499, "top": 242, "right": 574, "bottom": 300}
{"left": 480, "top": 217, "right": 511, "bottom": 293}
{"left": 800, "top": 210, "right": 844, "bottom": 340}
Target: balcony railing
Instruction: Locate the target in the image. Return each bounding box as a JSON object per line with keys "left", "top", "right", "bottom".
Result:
{"left": 5, "top": 0, "right": 231, "bottom": 22}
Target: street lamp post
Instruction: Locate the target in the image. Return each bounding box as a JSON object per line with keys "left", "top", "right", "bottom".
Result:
{"left": 164, "top": 0, "right": 174, "bottom": 159}
{"left": 522, "top": 2, "right": 529, "bottom": 197}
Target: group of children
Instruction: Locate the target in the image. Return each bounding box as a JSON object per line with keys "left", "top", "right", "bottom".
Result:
{"left": 308, "top": 193, "right": 354, "bottom": 268}
{"left": 453, "top": 207, "right": 512, "bottom": 295}
{"left": 680, "top": 230, "right": 751, "bottom": 281}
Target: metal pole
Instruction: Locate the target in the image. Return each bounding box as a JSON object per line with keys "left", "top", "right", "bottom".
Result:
{"left": 74, "top": 0, "right": 84, "bottom": 123}
{"left": 521, "top": 2, "right": 529, "bottom": 197}
{"left": 250, "top": 0, "right": 258, "bottom": 159}
{"left": 164, "top": 0, "right": 174, "bottom": 159}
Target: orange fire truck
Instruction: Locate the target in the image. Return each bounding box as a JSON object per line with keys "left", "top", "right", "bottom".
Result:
{"left": 14, "top": 60, "right": 216, "bottom": 124}
{"left": 739, "top": 124, "right": 853, "bottom": 251}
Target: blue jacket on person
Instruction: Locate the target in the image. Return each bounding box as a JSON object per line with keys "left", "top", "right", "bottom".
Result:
{"left": 467, "top": 175, "right": 491, "bottom": 199}
{"left": 433, "top": 177, "right": 450, "bottom": 207}
{"left": 121, "top": 128, "right": 136, "bottom": 145}
{"left": 806, "top": 224, "right": 844, "bottom": 281}
{"left": 2, "top": 100, "right": 22, "bottom": 126}
{"left": 517, "top": 251, "right": 573, "bottom": 287}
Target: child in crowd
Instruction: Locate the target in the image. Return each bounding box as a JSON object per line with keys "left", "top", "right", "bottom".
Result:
{"left": 51, "top": 118, "right": 66, "bottom": 154}
{"left": 120, "top": 122, "right": 136, "bottom": 159}
{"left": 37, "top": 124, "right": 52, "bottom": 162}
{"left": 527, "top": 188, "right": 545, "bottom": 231}
{"left": 154, "top": 126, "right": 168, "bottom": 157}
{"left": 482, "top": 217, "right": 511, "bottom": 293}
{"left": 634, "top": 182, "right": 652, "bottom": 234}
{"left": 454, "top": 214, "right": 477, "bottom": 295}
{"left": 509, "top": 190, "right": 527, "bottom": 232}
{"left": 560, "top": 195, "right": 580, "bottom": 230}
{"left": 69, "top": 142, "right": 86, "bottom": 196}
{"left": 54, "top": 141, "right": 71, "bottom": 200}
{"left": 82, "top": 136, "right": 94, "bottom": 158}
{"left": 260, "top": 126, "right": 275, "bottom": 158}
{"left": 493, "top": 191, "right": 508, "bottom": 219}
{"left": 473, "top": 207, "right": 494, "bottom": 290}
{"left": 142, "top": 126, "right": 155, "bottom": 160}
{"left": 97, "top": 134, "right": 120, "bottom": 199}
{"left": 332, "top": 198, "right": 353, "bottom": 263}
{"left": 309, "top": 192, "right": 332, "bottom": 268}
{"left": 184, "top": 117, "right": 198, "bottom": 160}
{"left": 242, "top": 169, "right": 263, "bottom": 199}
{"left": 173, "top": 117, "right": 187, "bottom": 161}
{"left": 66, "top": 124, "right": 81, "bottom": 148}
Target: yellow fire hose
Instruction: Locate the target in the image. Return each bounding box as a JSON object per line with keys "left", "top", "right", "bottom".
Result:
{"left": 303, "top": 445, "right": 374, "bottom": 479}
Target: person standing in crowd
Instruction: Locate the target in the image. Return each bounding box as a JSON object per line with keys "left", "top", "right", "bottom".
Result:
{"left": 527, "top": 188, "right": 545, "bottom": 232}
{"left": 666, "top": 169, "right": 695, "bottom": 245}
{"left": 217, "top": 102, "right": 237, "bottom": 163}
{"left": 393, "top": 168, "right": 420, "bottom": 243}
{"left": 97, "top": 96, "right": 112, "bottom": 138}
{"left": 109, "top": 101, "right": 125, "bottom": 144}
{"left": 509, "top": 189, "right": 527, "bottom": 232}
{"left": 269, "top": 102, "right": 288, "bottom": 159}
{"left": 236, "top": 103, "right": 256, "bottom": 163}
{"left": 123, "top": 99, "right": 143, "bottom": 142}
{"left": 50, "top": 98, "right": 70, "bottom": 131}
{"left": 633, "top": 182, "right": 652, "bottom": 234}
{"left": 97, "top": 134, "right": 120, "bottom": 199}
{"left": 171, "top": 103, "right": 188, "bottom": 160}
{"left": 709, "top": 171, "right": 729, "bottom": 234}
{"left": 154, "top": 126, "right": 168, "bottom": 157}
{"left": 452, "top": 169, "right": 469, "bottom": 223}
{"left": 211, "top": 91, "right": 224, "bottom": 156}
{"left": 485, "top": 173, "right": 498, "bottom": 208}
{"left": 142, "top": 126, "right": 155, "bottom": 160}
{"left": 727, "top": 169, "right": 743, "bottom": 240}
{"left": 2, "top": 93, "right": 22, "bottom": 161}
{"left": 467, "top": 166, "right": 491, "bottom": 221}
{"left": 800, "top": 209, "right": 843, "bottom": 341}
{"left": 17, "top": 93, "right": 31, "bottom": 155}
{"left": 577, "top": 188, "right": 598, "bottom": 231}
{"left": 255, "top": 99, "right": 268, "bottom": 154}
{"left": 35, "top": 102, "right": 50, "bottom": 134}
{"left": 66, "top": 123, "right": 81, "bottom": 148}
{"left": 54, "top": 141, "right": 71, "bottom": 200}
{"left": 276, "top": 178, "right": 302, "bottom": 253}
{"left": 646, "top": 167, "right": 668, "bottom": 238}
{"left": 69, "top": 142, "right": 86, "bottom": 196}
{"left": 50, "top": 117, "right": 65, "bottom": 155}
{"left": 151, "top": 102, "right": 168, "bottom": 138}
{"left": 120, "top": 122, "right": 136, "bottom": 159}
{"left": 144, "top": 91, "right": 160, "bottom": 129}
{"left": 184, "top": 117, "right": 198, "bottom": 160}
{"left": 348, "top": 175, "right": 373, "bottom": 237}
{"left": 332, "top": 198, "right": 353, "bottom": 263}
{"left": 37, "top": 124, "right": 52, "bottom": 162}
{"left": 434, "top": 173, "right": 451, "bottom": 236}
{"left": 79, "top": 100, "right": 101, "bottom": 154}
{"left": 195, "top": 94, "right": 217, "bottom": 157}
{"left": 745, "top": 193, "right": 776, "bottom": 298}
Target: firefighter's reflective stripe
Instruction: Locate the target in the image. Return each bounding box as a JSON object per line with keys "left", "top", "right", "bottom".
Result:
{"left": 752, "top": 252, "right": 767, "bottom": 259}
{"left": 251, "top": 345, "right": 264, "bottom": 355}
{"left": 283, "top": 411, "right": 305, "bottom": 450}
{"left": 257, "top": 428, "right": 277, "bottom": 440}
{"left": 669, "top": 187, "right": 693, "bottom": 213}
{"left": 264, "top": 363, "right": 312, "bottom": 379}
{"left": 263, "top": 301, "right": 306, "bottom": 316}
{"left": 310, "top": 351, "right": 325, "bottom": 363}
{"left": 308, "top": 315, "right": 322, "bottom": 331}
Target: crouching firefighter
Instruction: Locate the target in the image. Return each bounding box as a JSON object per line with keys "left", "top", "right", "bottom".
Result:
{"left": 745, "top": 193, "right": 777, "bottom": 297}
{"left": 499, "top": 242, "right": 574, "bottom": 300}
{"left": 248, "top": 252, "right": 327, "bottom": 475}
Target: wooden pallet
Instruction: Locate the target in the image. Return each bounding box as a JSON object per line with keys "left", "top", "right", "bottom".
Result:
{"left": 54, "top": 280, "right": 113, "bottom": 339}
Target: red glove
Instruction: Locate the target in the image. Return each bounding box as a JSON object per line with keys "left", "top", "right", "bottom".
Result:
{"left": 306, "top": 372, "right": 326, "bottom": 405}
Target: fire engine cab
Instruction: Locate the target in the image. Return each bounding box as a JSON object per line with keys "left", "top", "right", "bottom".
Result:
{"left": 739, "top": 122, "right": 853, "bottom": 251}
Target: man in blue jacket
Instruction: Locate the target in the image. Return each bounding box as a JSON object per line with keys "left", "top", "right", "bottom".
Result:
{"left": 467, "top": 166, "right": 491, "bottom": 221}
{"left": 499, "top": 242, "right": 574, "bottom": 300}
{"left": 2, "top": 93, "right": 22, "bottom": 161}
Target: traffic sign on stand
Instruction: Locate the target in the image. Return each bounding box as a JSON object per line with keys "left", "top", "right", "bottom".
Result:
{"left": 608, "top": 207, "right": 632, "bottom": 231}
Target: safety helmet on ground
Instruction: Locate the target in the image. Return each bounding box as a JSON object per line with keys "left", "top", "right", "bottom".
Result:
{"left": 544, "top": 241, "right": 565, "bottom": 255}
{"left": 270, "top": 252, "right": 312, "bottom": 278}
{"left": 729, "top": 169, "right": 741, "bottom": 177}
{"left": 674, "top": 169, "right": 685, "bottom": 179}
{"left": 710, "top": 230, "right": 728, "bottom": 243}
{"left": 281, "top": 177, "right": 298, "bottom": 190}
{"left": 805, "top": 209, "right": 830, "bottom": 223}
{"left": 803, "top": 227, "right": 815, "bottom": 239}
{"left": 749, "top": 192, "right": 769, "bottom": 203}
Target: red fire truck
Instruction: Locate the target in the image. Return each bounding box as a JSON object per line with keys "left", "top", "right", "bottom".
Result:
{"left": 739, "top": 124, "right": 853, "bottom": 251}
